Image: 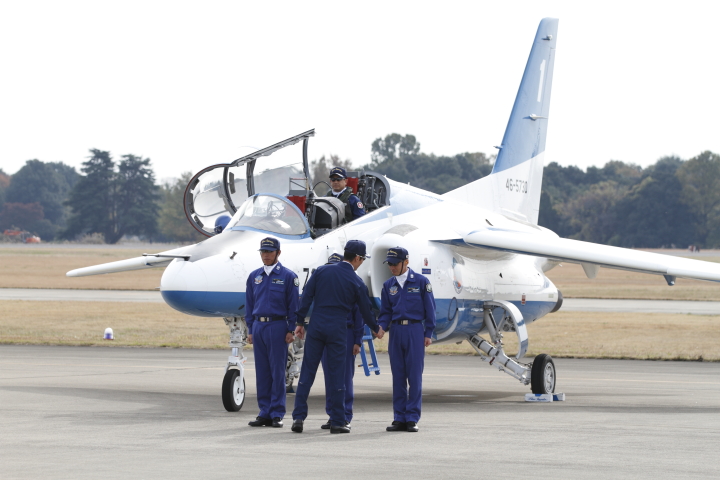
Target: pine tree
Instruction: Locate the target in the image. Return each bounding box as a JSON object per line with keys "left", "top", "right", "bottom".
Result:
{"left": 63, "top": 150, "right": 159, "bottom": 243}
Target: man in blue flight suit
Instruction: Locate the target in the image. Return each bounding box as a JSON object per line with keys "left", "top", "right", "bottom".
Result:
{"left": 245, "top": 237, "right": 299, "bottom": 428}
{"left": 378, "top": 247, "right": 436, "bottom": 433}
{"left": 319, "top": 253, "right": 365, "bottom": 430}
{"left": 291, "top": 240, "right": 384, "bottom": 434}
{"left": 327, "top": 166, "right": 366, "bottom": 222}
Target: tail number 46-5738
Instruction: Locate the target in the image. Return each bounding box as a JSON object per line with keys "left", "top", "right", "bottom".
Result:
{"left": 505, "top": 178, "right": 528, "bottom": 193}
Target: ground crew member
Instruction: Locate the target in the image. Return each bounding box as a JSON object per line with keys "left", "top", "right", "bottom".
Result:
{"left": 320, "top": 253, "right": 365, "bottom": 430}
{"left": 245, "top": 237, "right": 299, "bottom": 428}
{"left": 379, "top": 246, "right": 436, "bottom": 432}
{"left": 291, "top": 240, "right": 384, "bottom": 434}
{"left": 327, "top": 166, "right": 366, "bottom": 222}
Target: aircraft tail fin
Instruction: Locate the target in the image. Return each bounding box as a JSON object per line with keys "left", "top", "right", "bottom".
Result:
{"left": 443, "top": 18, "right": 558, "bottom": 224}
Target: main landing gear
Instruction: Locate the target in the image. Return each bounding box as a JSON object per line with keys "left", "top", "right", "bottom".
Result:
{"left": 467, "top": 301, "right": 556, "bottom": 394}
{"left": 221, "top": 317, "right": 247, "bottom": 411}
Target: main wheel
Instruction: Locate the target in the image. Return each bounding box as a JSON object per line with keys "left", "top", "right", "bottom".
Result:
{"left": 222, "top": 369, "right": 246, "bottom": 412}
{"left": 530, "top": 354, "right": 556, "bottom": 394}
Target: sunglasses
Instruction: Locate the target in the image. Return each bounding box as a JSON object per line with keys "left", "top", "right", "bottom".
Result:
{"left": 330, "top": 178, "right": 344, "bottom": 182}
{"left": 387, "top": 261, "right": 400, "bottom": 267}
{"left": 260, "top": 250, "right": 275, "bottom": 254}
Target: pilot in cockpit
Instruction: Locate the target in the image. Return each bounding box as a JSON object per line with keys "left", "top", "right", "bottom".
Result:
{"left": 327, "top": 167, "right": 366, "bottom": 223}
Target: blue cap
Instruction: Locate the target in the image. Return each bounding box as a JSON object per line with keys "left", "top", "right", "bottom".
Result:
{"left": 329, "top": 166, "right": 347, "bottom": 179}
{"left": 344, "top": 239, "right": 370, "bottom": 258}
{"left": 259, "top": 237, "right": 280, "bottom": 251}
{"left": 327, "top": 253, "right": 343, "bottom": 264}
{"left": 214, "top": 215, "right": 231, "bottom": 234}
{"left": 384, "top": 247, "right": 408, "bottom": 264}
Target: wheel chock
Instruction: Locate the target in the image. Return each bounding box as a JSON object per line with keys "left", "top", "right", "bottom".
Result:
{"left": 525, "top": 393, "right": 565, "bottom": 402}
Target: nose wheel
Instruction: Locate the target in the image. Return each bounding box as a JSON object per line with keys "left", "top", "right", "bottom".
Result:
{"left": 222, "top": 368, "right": 246, "bottom": 411}
{"left": 530, "top": 354, "right": 556, "bottom": 394}
{"left": 222, "top": 316, "right": 248, "bottom": 412}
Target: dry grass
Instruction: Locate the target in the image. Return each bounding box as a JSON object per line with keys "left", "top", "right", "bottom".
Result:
{"left": 2, "top": 301, "right": 719, "bottom": 361}
{"left": 419, "top": 311, "right": 720, "bottom": 361}
{"left": 0, "top": 300, "right": 229, "bottom": 348}
{"left": 545, "top": 257, "right": 720, "bottom": 301}
{"left": 0, "top": 246, "right": 166, "bottom": 290}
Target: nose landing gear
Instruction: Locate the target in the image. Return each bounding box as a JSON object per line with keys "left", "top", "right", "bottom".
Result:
{"left": 222, "top": 317, "right": 248, "bottom": 412}
{"left": 285, "top": 337, "right": 304, "bottom": 394}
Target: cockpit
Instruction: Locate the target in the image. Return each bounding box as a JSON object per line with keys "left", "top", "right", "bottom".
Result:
{"left": 183, "top": 129, "right": 390, "bottom": 238}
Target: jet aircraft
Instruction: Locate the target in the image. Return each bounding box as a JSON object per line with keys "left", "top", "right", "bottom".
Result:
{"left": 67, "top": 18, "right": 720, "bottom": 411}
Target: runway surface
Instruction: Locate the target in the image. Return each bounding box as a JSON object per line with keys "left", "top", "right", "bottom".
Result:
{"left": 1, "top": 345, "right": 719, "bottom": 479}
{"left": 2, "top": 288, "right": 720, "bottom": 314}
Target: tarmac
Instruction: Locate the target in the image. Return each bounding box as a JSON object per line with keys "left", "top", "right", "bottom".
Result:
{"left": 1, "top": 345, "right": 719, "bottom": 479}
{"left": 2, "top": 288, "right": 720, "bottom": 314}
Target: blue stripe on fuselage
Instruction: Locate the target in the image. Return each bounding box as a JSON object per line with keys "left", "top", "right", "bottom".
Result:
{"left": 162, "top": 290, "right": 247, "bottom": 317}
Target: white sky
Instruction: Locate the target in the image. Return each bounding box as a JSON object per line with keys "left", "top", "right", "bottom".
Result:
{"left": 1, "top": 1, "right": 719, "bottom": 180}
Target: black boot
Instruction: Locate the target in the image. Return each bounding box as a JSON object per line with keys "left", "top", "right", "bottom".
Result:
{"left": 248, "top": 416, "right": 273, "bottom": 427}
{"left": 291, "top": 419, "right": 303, "bottom": 433}
{"left": 386, "top": 421, "right": 407, "bottom": 432}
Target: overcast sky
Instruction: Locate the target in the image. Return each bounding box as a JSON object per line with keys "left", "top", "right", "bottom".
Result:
{"left": 2, "top": 1, "right": 719, "bottom": 180}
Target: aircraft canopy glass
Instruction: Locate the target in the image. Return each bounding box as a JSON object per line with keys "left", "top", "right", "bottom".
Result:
{"left": 228, "top": 194, "right": 309, "bottom": 237}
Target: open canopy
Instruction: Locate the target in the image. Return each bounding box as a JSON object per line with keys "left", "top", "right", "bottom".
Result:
{"left": 184, "top": 130, "right": 314, "bottom": 236}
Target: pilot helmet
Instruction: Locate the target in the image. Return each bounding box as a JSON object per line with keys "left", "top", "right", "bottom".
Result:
{"left": 214, "top": 215, "right": 231, "bottom": 234}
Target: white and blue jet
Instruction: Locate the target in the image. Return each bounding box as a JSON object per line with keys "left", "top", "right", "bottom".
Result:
{"left": 68, "top": 18, "right": 720, "bottom": 411}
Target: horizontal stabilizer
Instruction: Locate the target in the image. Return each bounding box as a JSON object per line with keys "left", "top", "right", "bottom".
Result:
{"left": 436, "top": 229, "right": 720, "bottom": 283}
{"left": 66, "top": 246, "right": 193, "bottom": 277}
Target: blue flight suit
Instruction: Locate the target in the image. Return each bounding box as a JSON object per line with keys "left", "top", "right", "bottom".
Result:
{"left": 321, "top": 304, "right": 364, "bottom": 423}
{"left": 245, "top": 262, "right": 299, "bottom": 420}
{"left": 293, "top": 262, "right": 379, "bottom": 427}
{"left": 378, "top": 268, "right": 436, "bottom": 424}
{"left": 328, "top": 188, "right": 366, "bottom": 220}
{"left": 345, "top": 193, "right": 366, "bottom": 219}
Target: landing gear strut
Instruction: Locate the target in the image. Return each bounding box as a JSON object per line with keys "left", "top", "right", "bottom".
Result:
{"left": 285, "top": 336, "right": 304, "bottom": 393}
{"left": 221, "top": 317, "right": 247, "bottom": 411}
{"left": 468, "top": 301, "right": 556, "bottom": 394}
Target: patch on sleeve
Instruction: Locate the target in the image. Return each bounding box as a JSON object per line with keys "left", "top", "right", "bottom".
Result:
{"left": 293, "top": 277, "right": 299, "bottom": 287}
{"left": 426, "top": 283, "right": 433, "bottom": 293}
{"left": 357, "top": 202, "right": 364, "bottom": 209}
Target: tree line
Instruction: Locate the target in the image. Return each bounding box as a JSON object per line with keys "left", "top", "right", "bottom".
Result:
{"left": 2, "top": 136, "right": 719, "bottom": 248}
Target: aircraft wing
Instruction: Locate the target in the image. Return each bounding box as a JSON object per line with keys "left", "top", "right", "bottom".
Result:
{"left": 66, "top": 245, "right": 194, "bottom": 277}
{"left": 434, "top": 228, "right": 720, "bottom": 284}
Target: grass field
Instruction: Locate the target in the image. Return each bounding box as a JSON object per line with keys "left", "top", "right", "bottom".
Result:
{"left": 1, "top": 300, "right": 718, "bottom": 361}
{"left": 0, "top": 246, "right": 166, "bottom": 290}
{"left": 546, "top": 259, "right": 720, "bottom": 301}
{"left": 2, "top": 245, "right": 719, "bottom": 300}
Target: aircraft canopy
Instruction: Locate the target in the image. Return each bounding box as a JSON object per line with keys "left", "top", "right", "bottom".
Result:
{"left": 227, "top": 194, "right": 310, "bottom": 238}
{"left": 184, "top": 129, "right": 314, "bottom": 236}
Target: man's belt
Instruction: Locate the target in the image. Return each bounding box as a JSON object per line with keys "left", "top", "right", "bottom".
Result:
{"left": 393, "top": 319, "right": 422, "bottom": 325}
{"left": 257, "top": 316, "right": 288, "bottom": 322}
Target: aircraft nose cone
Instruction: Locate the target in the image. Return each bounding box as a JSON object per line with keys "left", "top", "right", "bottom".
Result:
{"left": 160, "top": 256, "right": 247, "bottom": 317}
{"left": 161, "top": 259, "right": 210, "bottom": 316}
